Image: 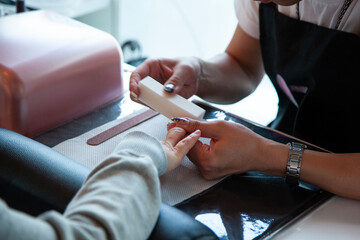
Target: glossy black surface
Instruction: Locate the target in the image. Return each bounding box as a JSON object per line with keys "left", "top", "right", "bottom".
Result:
{"left": 174, "top": 101, "right": 332, "bottom": 240}
{"left": 176, "top": 174, "right": 330, "bottom": 240}
{"left": 34, "top": 97, "right": 333, "bottom": 240}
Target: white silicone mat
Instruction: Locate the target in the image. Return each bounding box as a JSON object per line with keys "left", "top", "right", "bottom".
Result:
{"left": 53, "top": 107, "right": 223, "bottom": 205}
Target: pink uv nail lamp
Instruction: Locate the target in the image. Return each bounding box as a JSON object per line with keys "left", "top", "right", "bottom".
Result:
{"left": 0, "top": 10, "right": 124, "bottom": 137}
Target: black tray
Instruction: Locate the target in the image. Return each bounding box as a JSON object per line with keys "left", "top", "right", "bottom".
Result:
{"left": 175, "top": 101, "right": 332, "bottom": 240}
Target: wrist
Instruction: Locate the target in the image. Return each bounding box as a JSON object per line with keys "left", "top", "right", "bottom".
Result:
{"left": 117, "top": 131, "right": 167, "bottom": 175}
{"left": 191, "top": 57, "right": 211, "bottom": 98}
{"left": 257, "top": 140, "right": 289, "bottom": 176}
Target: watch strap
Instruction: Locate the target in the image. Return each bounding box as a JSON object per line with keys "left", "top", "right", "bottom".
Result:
{"left": 286, "top": 142, "right": 307, "bottom": 186}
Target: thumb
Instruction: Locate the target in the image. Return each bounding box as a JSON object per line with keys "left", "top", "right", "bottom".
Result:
{"left": 163, "top": 62, "right": 195, "bottom": 95}
{"left": 172, "top": 118, "right": 221, "bottom": 139}
{"left": 163, "top": 73, "right": 185, "bottom": 95}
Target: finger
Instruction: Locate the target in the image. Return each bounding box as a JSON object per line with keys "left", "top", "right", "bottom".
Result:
{"left": 163, "top": 64, "right": 194, "bottom": 95}
{"left": 167, "top": 122, "right": 176, "bottom": 131}
{"left": 159, "top": 61, "right": 175, "bottom": 80}
{"left": 129, "top": 90, "right": 153, "bottom": 109}
{"left": 163, "top": 75, "right": 184, "bottom": 95}
{"left": 187, "top": 140, "right": 210, "bottom": 168}
{"left": 129, "top": 58, "right": 166, "bottom": 97}
{"left": 130, "top": 58, "right": 176, "bottom": 101}
{"left": 129, "top": 91, "right": 146, "bottom": 105}
{"left": 130, "top": 69, "right": 148, "bottom": 98}
{"left": 165, "top": 127, "right": 187, "bottom": 146}
{"left": 171, "top": 118, "right": 221, "bottom": 139}
{"left": 173, "top": 130, "right": 201, "bottom": 159}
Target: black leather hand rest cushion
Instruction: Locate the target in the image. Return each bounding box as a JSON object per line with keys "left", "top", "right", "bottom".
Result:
{"left": 0, "top": 128, "right": 217, "bottom": 240}
{"left": 0, "top": 128, "right": 88, "bottom": 213}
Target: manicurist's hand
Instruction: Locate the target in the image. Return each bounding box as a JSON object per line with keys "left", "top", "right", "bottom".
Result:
{"left": 171, "top": 118, "right": 287, "bottom": 179}
{"left": 129, "top": 57, "right": 201, "bottom": 101}
{"left": 161, "top": 126, "right": 201, "bottom": 173}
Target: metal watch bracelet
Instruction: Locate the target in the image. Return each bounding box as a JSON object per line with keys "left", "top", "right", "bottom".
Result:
{"left": 286, "top": 142, "right": 307, "bottom": 186}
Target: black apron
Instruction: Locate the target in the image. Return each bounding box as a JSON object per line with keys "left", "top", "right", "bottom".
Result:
{"left": 259, "top": 3, "right": 360, "bottom": 153}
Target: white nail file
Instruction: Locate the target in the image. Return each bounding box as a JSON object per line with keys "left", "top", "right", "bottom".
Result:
{"left": 138, "top": 76, "right": 205, "bottom": 120}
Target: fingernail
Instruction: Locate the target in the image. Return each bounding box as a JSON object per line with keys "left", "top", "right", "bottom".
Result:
{"left": 130, "top": 91, "right": 138, "bottom": 100}
{"left": 193, "top": 130, "right": 201, "bottom": 135}
{"left": 171, "top": 117, "right": 189, "bottom": 124}
{"left": 164, "top": 84, "right": 175, "bottom": 93}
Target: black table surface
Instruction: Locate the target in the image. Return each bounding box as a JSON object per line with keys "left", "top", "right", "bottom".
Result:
{"left": 34, "top": 95, "right": 332, "bottom": 240}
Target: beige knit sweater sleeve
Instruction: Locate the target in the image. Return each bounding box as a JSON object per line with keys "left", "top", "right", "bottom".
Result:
{"left": 0, "top": 131, "right": 167, "bottom": 240}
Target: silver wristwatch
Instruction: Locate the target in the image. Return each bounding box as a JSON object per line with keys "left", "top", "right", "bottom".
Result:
{"left": 286, "top": 142, "right": 307, "bottom": 186}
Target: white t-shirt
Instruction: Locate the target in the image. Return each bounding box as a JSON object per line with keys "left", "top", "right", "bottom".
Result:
{"left": 235, "top": 0, "right": 360, "bottom": 39}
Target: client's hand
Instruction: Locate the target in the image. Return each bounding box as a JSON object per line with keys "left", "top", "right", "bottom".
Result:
{"left": 161, "top": 126, "right": 201, "bottom": 173}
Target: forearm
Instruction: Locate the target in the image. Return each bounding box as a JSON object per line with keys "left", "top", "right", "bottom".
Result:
{"left": 196, "top": 54, "right": 256, "bottom": 103}
{"left": 56, "top": 131, "right": 167, "bottom": 240}
{"left": 259, "top": 140, "right": 360, "bottom": 200}
{"left": 197, "top": 25, "right": 264, "bottom": 104}
{"left": 57, "top": 156, "right": 161, "bottom": 239}
{"left": 0, "top": 155, "right": 161, "bottom": 240}
{"left": 0, "top": 132, "right": 167, "bottom": 240}
{"left": 301, "top": 151, "right": 360, "bottom": 200}
{"left": 0, "top": 200, "right": 57, "bottom": 240}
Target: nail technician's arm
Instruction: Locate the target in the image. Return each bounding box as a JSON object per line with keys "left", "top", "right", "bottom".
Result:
{"left": 129, "top": 25, "right": 264, "bottom": 104}
{"left": 0, "top": 129, "right": 200, "bottom": 240}
{"left": 172, "top": 118, "right": 360, "bottom": 200}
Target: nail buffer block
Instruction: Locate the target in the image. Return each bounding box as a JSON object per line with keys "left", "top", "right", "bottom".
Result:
{"left": 138, "top": 76, "right": 205, "bottom": 120}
